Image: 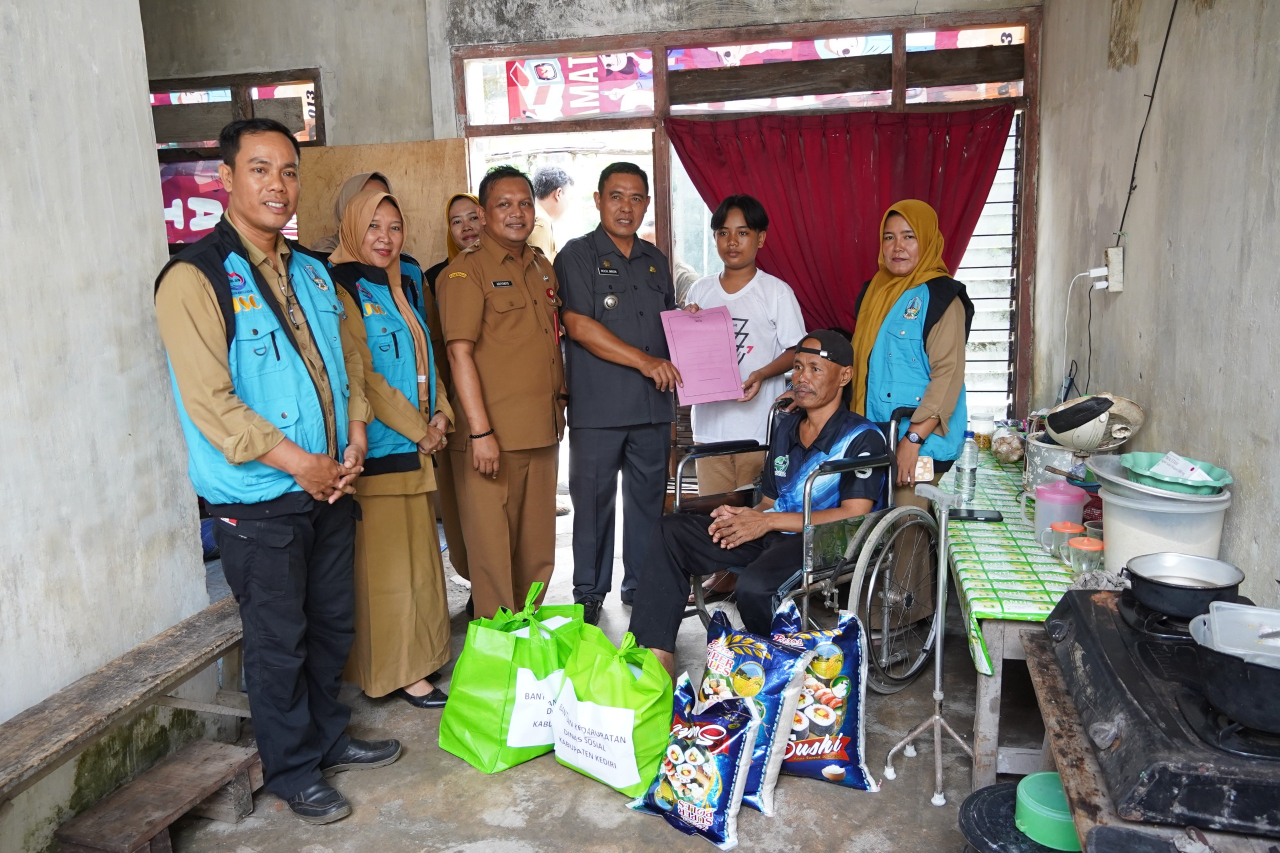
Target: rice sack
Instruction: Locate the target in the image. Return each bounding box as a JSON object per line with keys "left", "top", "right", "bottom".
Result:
{"left": 630, "top": 674, "right": 760, "bottom": 850}
{"left": 695, "top": 612, "right": 813, "bottom": 816}
{"left": 770, "top": 600, "right": 879, "bottom": 791}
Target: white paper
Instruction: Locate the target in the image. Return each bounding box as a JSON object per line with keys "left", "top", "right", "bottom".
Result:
{"left": 510, "top": 615, "right": 572, "bottom": 639}
{"left": 505, "top": 668, "right": 564, "bottom": 748}
{"left": 551, "top": 677, "right": 640, "bottom": 789}
{"left": 1150, "top": 451, "right": 1214, "bottom": 482}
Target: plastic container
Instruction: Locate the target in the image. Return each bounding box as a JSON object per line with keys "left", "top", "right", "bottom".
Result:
{"left": 971, "top": 410, "right": 995, "bottom": 450}
{"left": 1120, "top": 451, "right": 1233, "bottom": 495}
{"left": 1086, "top": 454, "right": 1227, "bottom": 503}
{"left": 956, "top": 431, "right": 979, "bottom": 503}
{"left": 1205, "top": 602, "right": 1280, "bottom": 668}
{"left": 1014, "top": 772, "right": 1081, "bottom": 851}
{"left": 1098, "top": 486, "right": 1231, "bottom": 573}
{"left": 1029, "top": 481, "right": 1087, "bottom": 543}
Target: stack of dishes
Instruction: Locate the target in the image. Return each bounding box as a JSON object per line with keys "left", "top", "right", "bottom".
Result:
{"left": 1119, "top": 452, "right": 1233, "bottom": 496}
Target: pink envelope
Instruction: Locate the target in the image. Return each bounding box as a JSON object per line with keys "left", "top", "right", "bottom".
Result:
{"left": 660, "top": 306, "right": 744, "bottom": 406}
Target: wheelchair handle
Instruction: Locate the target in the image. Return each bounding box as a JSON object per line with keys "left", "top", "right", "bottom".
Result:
{"left": 673, "top": 440, "right": 765, "bottom": 512}
{"left": 817, "top": 453, "right": 893, "bottom": 475}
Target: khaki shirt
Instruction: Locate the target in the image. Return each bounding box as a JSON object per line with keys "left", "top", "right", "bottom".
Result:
{"left": 527, "top": 212, "right": 556, "bottom": 261}
{"left": 439, "top": 239, "right": 564, "bottom": 452}
{"left": 155, "top": 217, "right": 372, "bottom": 464}
{"left": 917, "top": 298, "right": 967, "bottom": 436}
{"left": 339, "top": 291, "right": 454, "bottom": 497}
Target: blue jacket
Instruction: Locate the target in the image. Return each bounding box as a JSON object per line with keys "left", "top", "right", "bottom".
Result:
{"left": 860, "top": 276, "right": 974, "bottom": 463}
{"left": 156, "top": 219, "right": 351, "bottom": 507}
{"left": 328, "top": 259, "right": 437, "bottom": 476}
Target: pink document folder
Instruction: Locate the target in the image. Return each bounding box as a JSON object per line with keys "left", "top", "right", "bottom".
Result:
{"left": 660, "top": 306, "right": 743, "bottom": 406}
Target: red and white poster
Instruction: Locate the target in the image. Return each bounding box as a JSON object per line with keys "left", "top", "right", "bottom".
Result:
{"left": 505, "top": 52, "right": 654, "bottom": 122}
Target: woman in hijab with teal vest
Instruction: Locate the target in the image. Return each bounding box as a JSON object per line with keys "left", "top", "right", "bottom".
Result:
{"left": 328, "top": 189, "right": 454, "bottom": 709}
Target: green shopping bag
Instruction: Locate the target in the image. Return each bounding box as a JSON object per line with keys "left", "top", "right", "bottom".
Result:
{"left": 550, "top": 626, "right": 675, "bottom": 798}
{"left": 438, "top": 582, "right": 583, "bottom": 773}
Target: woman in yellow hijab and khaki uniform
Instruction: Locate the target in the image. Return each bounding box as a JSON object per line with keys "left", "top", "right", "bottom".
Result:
{"left": 328, "top": 189, "right": 454, "bottom": 708}
{"left": 852, "top": 200, "right": 973, "bottom": 621}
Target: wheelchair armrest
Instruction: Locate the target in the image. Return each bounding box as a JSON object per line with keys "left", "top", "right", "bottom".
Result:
{"left": 686, "top": 440, "right": 763, "bottom": 457}
{"left": 889, "top": 407, "right": 918, "bottom": 425}
{"left": 817, "top": 453, "right": 893, "bottom": 475}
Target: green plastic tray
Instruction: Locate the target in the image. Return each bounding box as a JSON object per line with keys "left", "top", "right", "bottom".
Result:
{"left": 1120, "top": 451, "right": 1232, "bottom": 495}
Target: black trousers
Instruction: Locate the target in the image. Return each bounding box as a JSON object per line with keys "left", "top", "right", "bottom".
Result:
{"left": 213, "top": 495, "right": 359, "bottom": 799}
{"left": 628, "top": 513, "right": 804, "bottom": 651}
{"left": 569, "top": 423, "right": 671, "bottom": 603}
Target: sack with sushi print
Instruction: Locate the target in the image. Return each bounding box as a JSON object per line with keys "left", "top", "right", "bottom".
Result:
{"left": 550, "top": 626, "right": 674, "bottom": 798}
{"left": 693, "top": 612, "right": 814, "bottom": 816}
{"left": 438, "top": 582, "right": 583, "bottom": 773}
{"left": 769, "top": 600, "right": 879, "bottom": 791}
{"left": 629, "top": 674, "right": 760, "bottom": 851}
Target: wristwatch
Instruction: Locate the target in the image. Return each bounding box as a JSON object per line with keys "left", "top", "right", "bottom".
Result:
{"left": 906, "top": 431, "right": 925, "bottom": 445}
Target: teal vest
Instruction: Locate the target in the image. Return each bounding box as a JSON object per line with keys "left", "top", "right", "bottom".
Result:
{"left": 864, "top": 284, "right": 967, "bottom": 463}
{"left": 160, "top": 228, "right": 351, "bottom": 506}
{"left": 334, "top": 259, "right": 437, "bottom": 463}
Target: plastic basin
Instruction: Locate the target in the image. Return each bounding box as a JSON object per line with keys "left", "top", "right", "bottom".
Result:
{"left": 1015, "top": 772, "right": 1080, "bottom": 851}
{"left": 1098, "top": 486, "right": 1230, "bottom": 574}
{"left": 1121, "top": 452, "right": 1232, "bottom": 495}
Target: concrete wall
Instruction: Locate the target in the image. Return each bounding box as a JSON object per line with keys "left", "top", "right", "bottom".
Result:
{"left": 1036, "top": 0, "right": 1280, "bottom": 607}
{"left": 139, "top": 0, "right": 435, "bottom": 147}
{"left": 0, "top": 0, "right": 211, "bottom": 848}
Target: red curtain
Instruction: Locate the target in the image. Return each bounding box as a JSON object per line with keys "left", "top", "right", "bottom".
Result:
{"left": 667, "top": 106, "right": 1015, "bottom": 333}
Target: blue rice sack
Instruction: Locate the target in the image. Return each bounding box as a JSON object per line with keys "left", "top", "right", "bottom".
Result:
{"left": 695, "top": 612, "right": 814, "bottom": 816}
{"left": 629, "top": 674, "right": 760, "bottom": 850}
{"left": 770, "top": 600, "right": 879, "bottom": 791}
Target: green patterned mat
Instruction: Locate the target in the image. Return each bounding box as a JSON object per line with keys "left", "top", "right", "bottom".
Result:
{"left": 940, "top": 451, "right": 1071, "bottom": 675}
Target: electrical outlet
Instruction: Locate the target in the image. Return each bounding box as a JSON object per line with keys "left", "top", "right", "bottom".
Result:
{"left": 1106, "top": 246, "right": 1124, "bottom": 292}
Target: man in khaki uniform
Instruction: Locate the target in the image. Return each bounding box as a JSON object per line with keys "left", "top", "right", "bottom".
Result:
{"left": 439, "top": 165, "right": 565, "bottom": 619}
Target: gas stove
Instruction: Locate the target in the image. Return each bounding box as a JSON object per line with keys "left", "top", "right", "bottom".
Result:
{"left": 1046, "top": 590, "right": 1280, "bottom": 838}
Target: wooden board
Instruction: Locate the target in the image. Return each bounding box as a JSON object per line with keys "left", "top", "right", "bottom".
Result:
{"left": 667, "top": 54, "right": 892, "bottom": 105}
{"left": 0, "top": 598, "right": 242, "bottom": 805}
{"left": 905, "top": 44, "right": 1025, "bottom": 89}
{"left": 297, "top": 138, "right": 468, "bottom": 264}
{"left": 1021, "top": 631, "right": 1276, "bottom": 853}
{"left": 55, "top": 741, "right": 258, "bottom": 853}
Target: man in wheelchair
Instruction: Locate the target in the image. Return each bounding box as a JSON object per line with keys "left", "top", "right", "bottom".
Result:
{"left": 629, "top": 330, "right": 888, "bottom": 675}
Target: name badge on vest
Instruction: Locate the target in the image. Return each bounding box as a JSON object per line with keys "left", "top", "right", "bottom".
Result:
{"left": 491, "top": 280, "right": 513, "bottom": 288}
{"left": 597, "top": 265, "right": 619, "bottom": 277}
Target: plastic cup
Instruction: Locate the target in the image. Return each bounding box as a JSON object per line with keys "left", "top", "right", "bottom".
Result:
{"left": 1084, "top": 521, "right": 1104, "bottom": 542}
{"left": 1038, "top": 521, "right": 1084, "bottom": 561}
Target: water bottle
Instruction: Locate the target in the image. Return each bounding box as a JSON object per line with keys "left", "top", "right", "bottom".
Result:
{"left": 955, "top": 431, "right": 979, "bottom": 504}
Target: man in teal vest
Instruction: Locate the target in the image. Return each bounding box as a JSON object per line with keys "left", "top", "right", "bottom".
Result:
{"left": 155, "top": 119, "right": 400, "bottom": 825}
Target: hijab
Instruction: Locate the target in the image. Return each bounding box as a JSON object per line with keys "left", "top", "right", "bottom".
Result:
{"left": 329, "top": 189, "right": 435, "bottom": 414}
{"left": 850, "top": 199, "right": 951, "bottom": 414}
{"left": 444, "top": 192, "right": 481, "bottom": 261}
{"left": 311, "top": 172, "right": 393, "bottom": 254}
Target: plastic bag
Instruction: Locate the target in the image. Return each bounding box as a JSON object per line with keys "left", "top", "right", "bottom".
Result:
{"left": 992, "top": 426, "right": 1024, "bottom": 463}
{"left": 695, "top": 612, "right": 813, "bottom": 815}
{"left": 770, "top": 601, "right": 879, "bottom": 791}
{"left": 629, "top": 674, "right": 760, "bottom": 850}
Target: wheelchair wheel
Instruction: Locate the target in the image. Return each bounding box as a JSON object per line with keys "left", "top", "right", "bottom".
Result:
{"left": 849, "top": 505, "right": 939, "bottom": 694}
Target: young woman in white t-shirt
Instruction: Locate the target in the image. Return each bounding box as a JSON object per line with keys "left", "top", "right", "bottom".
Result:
{"left": 684, "top": 195, "right": 808, "bottom": 495}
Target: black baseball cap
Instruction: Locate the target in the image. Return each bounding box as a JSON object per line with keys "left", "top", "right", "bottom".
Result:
{"left": 796, "top": 329, "right": 853, "bottom": 367}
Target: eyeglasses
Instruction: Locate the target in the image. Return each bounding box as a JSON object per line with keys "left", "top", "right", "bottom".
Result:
{"left": 281, "top": 276, "right": 302, "bottom": 330}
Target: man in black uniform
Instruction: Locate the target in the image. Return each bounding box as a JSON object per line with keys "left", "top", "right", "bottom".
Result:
{"left": 555, "top": 163, "right": 681, "bottom": 625}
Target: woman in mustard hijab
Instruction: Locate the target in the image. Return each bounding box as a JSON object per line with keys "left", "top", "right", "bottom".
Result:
{"left": 328, "top": 189, "right": 453, "bottom": 708}
{"left": 417, "top": 193, "right": 481, "bottom": 600}
{"left": 852, "top": 199, "right": 974, "bottom": 500}
{"left": 311, "top": 172, "right": 392, "bottom": 254}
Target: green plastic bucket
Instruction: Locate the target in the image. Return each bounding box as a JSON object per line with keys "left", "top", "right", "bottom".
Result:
{"left": 1014, "top": 772, "right": 1081, "bottom": 851}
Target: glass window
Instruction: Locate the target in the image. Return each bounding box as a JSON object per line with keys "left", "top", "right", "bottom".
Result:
{"left": 668, "top": 37, "right": 892, "bottom": 115}
{"left": 669, "top": 147, "right": 716, "bottom": 303}
{"left": 251, "top": 80, "right": 319, "bottom": 143}
{"left": 905, "top": 26, "right": 1025, "bottom": 105}
{"left": 464, "top": 52, "right": 655, "bottom": 126}
{"left": 151, "top": 88, "right": 231, "bottom": 149}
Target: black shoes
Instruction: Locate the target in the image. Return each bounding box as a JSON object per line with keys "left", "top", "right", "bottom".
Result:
{"left": 395, "top": 686, "right": 448, "bottom": 709}
{"left": 286, "top": 780, "right": 351, "bottom": 824}
{"left": 320, "top": 737, "right": 403, "bottom": 776}
{"left": 582, "top": 599, "right": 603, "bottom": 626}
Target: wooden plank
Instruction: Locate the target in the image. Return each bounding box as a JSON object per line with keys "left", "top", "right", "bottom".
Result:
{"left": 891, "top": 28, "right": 907, "bottom": 111}
{"left": 0, "top": 598, "right": 242, "bottom": 804}
{"left": 189, "top": 765, "right": 257, "bottom": 824}
{"left": 972, "top": 618, "right": 1006, "bottom": 789}
{"left": 55, "top": 741, "right": 258, "bottom": 853}
{"left": 667, "top": 54, "right": 891, "bottom": 106}
{"left": 1013, "top": 16, "right": 1041, "bottom": 420}
{"left": 151, "top": 102, "right": 233, "bottom": 145}
{"left": 151, "top": 697, "right": 251, "bottom": 719}
{"left": 150, "top": 68, "right": 321, "bottom": 96}
{"left": 250, "top": 98, "right": 305, "bottom": 134}
{"left": 1020, "top": 631, "right": 1274, "bottom": 853}
{"left": 905, "top": 44, "right": 1025, "bottom": 89}
{"left": 466, "top": 115, "right": 657, "bottom": 138}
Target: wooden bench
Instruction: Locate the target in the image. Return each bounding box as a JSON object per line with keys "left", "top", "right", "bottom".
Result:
{"left": 56, "top": 740, "right": 262, "bottom": 853}
{"left": 0, "top": 597, "right": 249, "bottom": 820}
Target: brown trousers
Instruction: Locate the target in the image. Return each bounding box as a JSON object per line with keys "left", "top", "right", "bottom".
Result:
{"left": 451, "top": 444, "right": 558, "bottom": 619}
{"left": 431, "top": 447, "right": 470, "bottom": 580}
{"left": 695, "top": 450, "right": 767, "bottom": 496}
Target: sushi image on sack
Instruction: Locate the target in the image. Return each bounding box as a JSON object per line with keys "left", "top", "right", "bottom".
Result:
{"left": 770, "top": 600, "right": 879, "bottom": 791}
{"left": 694, "top": 612, "right": 814, "bottom": 816}
{"left": 629, "top": 674, "right": 760, "bottom": 850}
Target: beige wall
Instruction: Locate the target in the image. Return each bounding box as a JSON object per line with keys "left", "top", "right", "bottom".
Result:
{"left": 1036, "top": 0, "right": 1279, "bottom": 607}
{"left": 139, "top": 0, "right": 436, "bottom": 147}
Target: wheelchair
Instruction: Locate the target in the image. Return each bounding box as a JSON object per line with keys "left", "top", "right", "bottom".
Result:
{"left": 671, "top": 405, "right": 939, "bottom": 695}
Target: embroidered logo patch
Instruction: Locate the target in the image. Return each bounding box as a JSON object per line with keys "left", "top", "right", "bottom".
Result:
{"left": 773, "top": 455, "right": 789, "bottom": 476}
{"left": 227, "top": 272, "right": 247, "bottom": 293}
{"left": 232, "top": 295, "right": 262, "bottom": 313}
{"left": 303, "top": 265, "right": 329, "bottom": 291}
{"left": 491, "top": 280, "right": 513, "bottom": 288}
{"left": 449, "top": 271, "right": 467, "bottom": 279}
{"left": 903, "top": 296, "right": 922, "bottom": 320}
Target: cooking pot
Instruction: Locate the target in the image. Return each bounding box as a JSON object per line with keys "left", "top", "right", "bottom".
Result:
{"left": 1122, "top": 552, "right": 1244, "bottom": 620}
{"left": 1191, "top": 641, "right": 1280, "bottom": 735}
